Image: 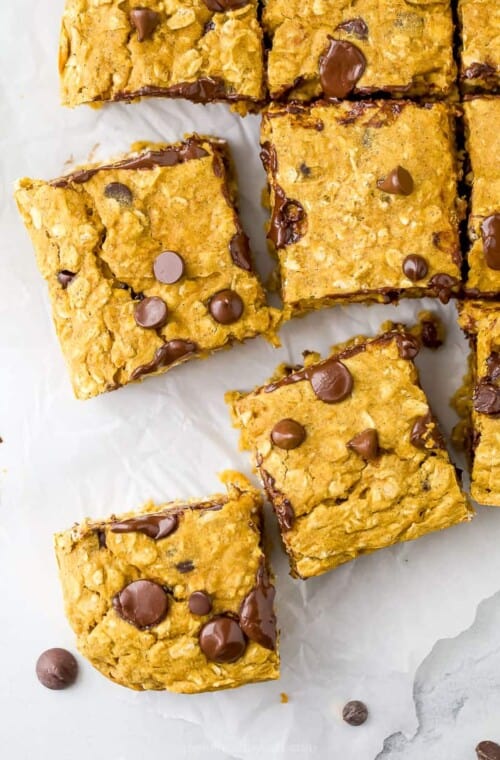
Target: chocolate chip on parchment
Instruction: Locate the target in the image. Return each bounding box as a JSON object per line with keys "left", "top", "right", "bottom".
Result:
{"left": 130, "top": 8, "right": 160, "bottom": 42}
{"left": 377, "top": 166, "right": 414, "bottom": 196}
{"left": 421, "top": 320, "right": 442, "bottom": 349}
{"left": 347, "top": 429, "right": 379, "bottom": 460}
{"left": 57, "top": 270, "right": 76, "bottom": 289}
{"left": 111, "top": 513, "right": 178, "bottom": 540}
{"left": 153, "top": 251, "right": 185, "bottom": 284}
{"left": 271, "top": 419, "right": 306, "bottom": 450}
{"left": 319, "top": 38, "right": 366, "bottom": 98}
{"left": 482, "top": 214, "right": 500, "bottom": 270}
{"left": 199, "top": 616, "right": 247, "bottom": 662}
{"left": 402, "top": 254, "right": 428, "bottom": 281}
{"left": 134, "top": 296, "right": 168, "bottom": 329}
{"left": 36, "top": 648, "right": 78, "bottom": 690}
{"left": 189, "top": 591, "right": 213, "bottom": 616}
{"left": 209, "top": 289, "right": 244, "bottom": 324}
{"left": 113, "top": 580, "right": 169, "bottom": 628}
{"left": 342, "top": 700, "right": 368, "bottom": 726}
{"left": 307, "top": 358, "right": 353, "bottom": 403}
{"left": 104, "top": 182, "right": 133, "bottom": 206}
{"left": 476, "top": 741, "right": 500, "bottom": 760}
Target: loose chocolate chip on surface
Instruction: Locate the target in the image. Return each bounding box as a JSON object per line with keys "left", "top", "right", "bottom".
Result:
{"left": 473, "top": 382, "right": 500, "bottom": 415}
{"left": 377, "top": 166, "right": 414, "bottom": 195}
{"left": 342, "top": 700, "right": 368, "bottom": 726}
{"left": 347, "top": 429, "right": 379, "bottom": 460}
{"left": 153, "top": 251, "right": 185, "bottom": 284}
{"left": 335, "top": 17, "right": 369, "bottom": 39}
{"left": 203, "top": 0, "right": 249, "bottom": 10}
{"left": 395, "top": 332, "right": 420, "bottom": 359}
{"left": 111, "top": 513, "right": 178, "bottom": 540}
{"left": 476, "top": 741, "right": 500, "bottom": 760}
{"left": 487, "top": 351, "right": 500, "bottom": 380}
{"left": 113, "top": 580, "right": 169, "bottom": 628}
{"left": 319, "top": 38, "right": 366, "bottom": 99}
{"left": 307, "top": 358, "right": 353, "bottom": 403}
{"left": 482, "top": 214, "right": 500, "bottom": 270}
{"left": 134, "top": 296, "right": 168, "bottom": 329}
{"left": 421, "top": 320, "right": 442, "bottom": 349}
{"left": 229, "top": 232, "right": 253, "bottom": 271}
{"left": 209, "top": 289, "right": 244, "bottom": 324}
{"left": 199, "top": 616, "right": 247, "bottom": 663}
{"left": 239, "top": 562, "right": 277, "bottom": 650}
{"left": 130, "top": 7, "right": 160, "bottom": 41}
{"left": 189, "top": 591, "right": 213, "bottom": 616}
{"left": 402, "top": 254, "right": 428, "bottom": 281}
{"left": 271, "top": 419, "right": 306, "bottom": 450}
{"left": 176, "top": 560, "right": 195, "bottom": 573}
{"left": 36, "top": 648, "right": 78, "bottom": 690}
{"left": 57, "top": 270, "right": 76, "bottom": 289}
{"left": 104, "top": 182, "right": 133, "bottom": 205}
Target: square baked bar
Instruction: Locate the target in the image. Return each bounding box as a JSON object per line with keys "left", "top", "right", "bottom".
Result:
{"left": 261, "top": 101, "right": 463, "bottom": 312}
{"left": 15, "top": 136, "right": 279, "bottom": 400}
{"left": 59, "top": 0, "right": 264, "bottom": 109}
{"left": 55, "top": 471, "right": 279, "bottom": 692}
{"left": 263, "top": 0, "right": 455, "bottom": 101}
{"left": 463, "top": 97, "right": 500, "bottom": 296}
{"left": 456, "top": 302, "right": 500, "bottom": 506}
{"left": 228, "top": 329, "right": 472, "bottom": 579}
{"left": 459, "top": 0, "right": 500, "bottom": 92}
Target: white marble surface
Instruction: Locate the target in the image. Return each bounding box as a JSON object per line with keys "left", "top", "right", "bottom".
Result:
{"left": 1, "top": 2, "right": 500, "bottom": 758}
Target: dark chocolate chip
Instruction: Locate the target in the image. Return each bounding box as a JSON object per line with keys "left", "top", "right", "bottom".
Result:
{"left": 268, "top": 187, "right": 307, "bottom": 249}
{"left": 347, "top": 429, "right": 379, "bottom": 460}
{"left": 259, "top": 465, "right": 295, "bottom": 531}
{"left": 299, "top": 162, "right": 311, "bottom": 176}
{"left": 482, "top": 214, "right": 500, "bottom": 270}
{"left": 36, "top": 648, "right": 78, "bottom": 690}
{"left": 97, "top": 529, "right": 107, "bottom": 548}
{"left": 421, "top": 320, "right": 442, "bottom": 349}
{"left": 130, "top": 339, "right": 198, "bottom": 380}
{"left": 209, "top": 289, "right": 244, "bottom": 324}
{"left": 239, "top": 561, "right": 277, "bottom": 650}
{"left": 203, "top": 20, "right": 215, "bottom": 34}
{"left": 111, "top": 513, "right": 178, "bottom": 540}
{"left": 319, "top": 38, "right": 366, "bottom": 99}
{"left": 130, "top": 7, "right": 160, "bottom": 42}
{"left": 335, "top": 17, "right": 369, "bottom": 40}
{"left": 176, "top": 560, "right": 194, "bottom": 573}
{"left": 113, "top": 580, "right": 169, "bottom": 629}
{"left": 395, "top": 333, "right": 420, "bottom": 359}
{"left": 229, "top": 232, "right": 253, "bottom": 271}
{"left": 306, "top": 358, "right": 353, "bottom": 403}
{"left": 410, "top": 412, "right": 444, "bottom": 449}
{"left": 57, "top": 270, "right": 76, "bottom": 289}
{"left": 199, "top": 616, "right": 247, "bottom": 663}
{"left": 477, "top": 741, "right": 500, "bottom": 760}
{"left": 428, "top": 273, "right": 458, "bottom": 304}
{"left": 342, "top": 700, "right": 368, "bottom": 726}
{"left": 203, "top": 0, "right": 249, "bottom": 10}
{"left": 104, "top": 182, "right": 133, "bottom": 206}
{"left": 402, "top": 254, "right": 428, "bottom": 281}
{"left": 189, "top": 591, "right": 213, "bottom": 616}
{"left": 377, "top": 166, "right": 414, "bottom": 196}
{"left": 271, "top": 419, "right": 306, "bottom": 450}
{"left": 473, "top": 382, "right": 500, "bottom": 415}
{"left": 487, "top": 351, "right": 500, "bottom": 380}
{"left": 134, "top": 296, "right": 168, "bottom": 329}
{"left": 153, "top": 251, "right": 185, "bottom": 284}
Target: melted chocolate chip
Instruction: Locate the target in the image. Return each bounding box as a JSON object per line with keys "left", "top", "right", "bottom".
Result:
{"left": 402, "top": 254, "right": 428, "bottom": 282}
{"left": 395, "top": 333, "right": 420, "bottom": 359}
{"left": 57, "top": 270, "right": 76, "bottom": 289}
{"left": 203, "top": 0, "right": 249, "bottom": 10}
{"left": 464, "top": 62, "right": 497, "bottom": 81}
{"left": 268, "top": 186, "right": 307, "bottom": 249}
{"left": 335, "top": 17, "right": 369, "bottom": 40}
{"left": 158, "top": 77, "right": 227, "bottom": 103}
{"left": 428, "top": 273, "right": 458, "bottom": 304}
{"left": 176, "top": 560, "right": 194, "bottom": 573}
{"left": 130, "top": 7, "right": 160, "bottom": 42}
{"left": 473, "top": 382, "right": 500, "bottom": 415}
{"left": 134, "top": 296, "right": 168, "bottom": 329}
{"left": 476, "top": 741, "right": 500, "bottom": 760}
{"left": 229, "top": 232, "right": 253, "bottom": 271}
{"left": 410, "top": 412, "right": 444, "bottom": 449}
{"left": 421, "top": 320, "right": 442, "bottom": 349}
{"left": 482, "top": 214, "right": 500, "bottom": 270}
{"left": 104, "top": 182, "right": 133, "bottom": 206}
{"left": 347, "top": 429, "right": 379, "bottom": 460}
{"left": 209, "top": 289, "right": 244, "bottom": 324}
{"left": 113, "top": 580, "right": 169, "bottom": 629}
{"left": 487, "top": 351, "right": 500, "bottom": 380}
{"left": 189, "top": 591, "right": 212, "bottom": 616}
{"left": 271, "top": 419, "right": 306, "bottom": 450}
{"left": 36, "top": 648, "right": 78, "bottom": 690}
{"left": 319, "top": 38, "right": 366, "bottom": 99}
{"left": 153, "top": 251, "right": 185, "bottom": 284}
{"left": 239, "top": 561, "right": 277, "bottom": 650}
{"left": 306, "top": 358, "right": 353, "bottom": 403}
{"left": 199, "top": 616, "right": 247, "bottom": 663}
{"left": 260, "top": 141, "right": 277, "bottom": 174}
{"left": 258, "top": 465, "right": 295, "bottom": 532}
{"left": 377, "top": 166, "right": 414, "bottom": 196}
{"left": 131, "top": 339, "right": 197, "bottom": 380}
{"left": 111, "top": 512, "right": 178, "bottom": 540}
{"left": 203, "top": 20, "right": 215, "bottom": 34}
{"left": 342, "top": 700, "right": 368, "bottom": 726}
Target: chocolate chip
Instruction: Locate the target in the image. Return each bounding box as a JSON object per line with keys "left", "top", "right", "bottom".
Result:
{"left": 428, "top": 273, "right": 458, "bottom": 304}
{"left": 410, "top": 412, "right": 444, "bottom": 449}
{"left": 104, "top": 182, "right": 133, "bottom": 206}
{"left": 97, "top": 529, "right": 107, "bottom": 548}
{"left": 229, "top": 232, "right": 253, "bottom": 271}
{"left": 199, "top": 616, "right": 247, "bottom": 663}
{"left": 307, "top": 358, "right": 353, "bottom": 403}
{"left": 189, "top": 591, "right": 212, "bottom": 616}
{"left": 209, "top": 289, "right": 244, "bottom": 324}
{"left": 395, "top": 333, "right": 420, "bottom": 359}
{"left": 130, "top": 7, "right": 160, "bottom": 42}
{"left": 134, "top": 296, "right": 168, "bottom": 329}
{"left": 342, "top": 700, "right": 368, "bottom": 726}
{"left": 36, "top": 648, "right": 78, "bottom": 690}
{"left": 271, "top": 419, "right": 306, "bottom": 450}
{"left": 421, "top": 320, "right": 442, "bottom": 349}
{"left": 487, "top": 352, "right": 500, "bottom": 380}
{"left": 176, "top": 560, "right": 194, "bottom": 573}
{"left": 477, "top": 741, "right": 500, "bottom": 760}
{"left": 299, "top": 162, "right": 311, "bottom": 176}
{"left": 347, "top": 429, "right": 379, "bottom": 460}
{"left": 203, "top": 0, "right": 249, "bottom": 10}
{"left": 473, "top": 382, "right": 500, "bottom": 415}
{"left": 113, "top": 580, "right": 169, "bottom": 629}
{"left": 319, "top": 38, "right": 366, "bottom": 99}
{"left": 153, "top": 251, "right": 185, "bottom": 284}
{"left": 335, "top": 17, "right": 369, "bottom": 40}
{"left": 111, "top": 513, "right": 178, "bottom": 540}
{"left": 130, "top": 339, "right": 198, "bottom": 380}
{"left": 239, "top": 561, "right": 277, "bottom": 650}
{"left": 482, "top": 214, "right": 500, "bottom": 270}
{"left": 402, "top": 254, "right": 428, "bottom": 282}
{"left": 203, "top": 20, "right": 215, "bottom": 34}
{"left": 377, "top": 166, "right": 414, "bottom": 196}
{"left": 57, "top": 270, "right": 76, "bottom": 289}
{"left": 268, "top": 187, "right": 307, "bottom": 249}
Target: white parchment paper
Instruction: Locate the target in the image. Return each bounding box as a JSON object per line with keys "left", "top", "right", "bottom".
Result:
{"left": 3, "top": 3, "right": 500, "bottom": 758}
